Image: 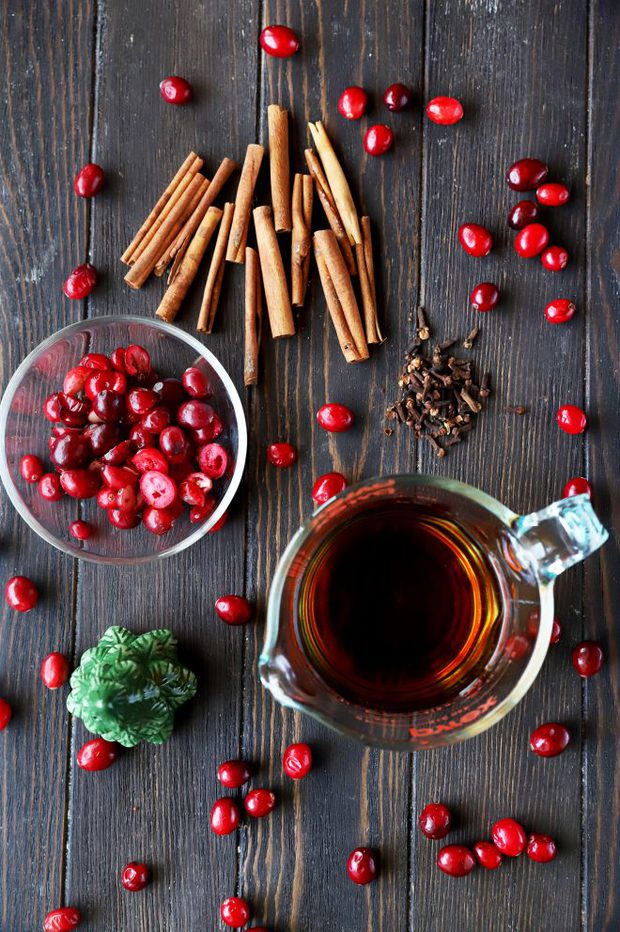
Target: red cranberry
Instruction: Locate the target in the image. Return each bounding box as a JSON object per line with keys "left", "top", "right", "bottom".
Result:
{"left": 221, "top": 897, "right": 251, "bottom": 928}
{"left": 123, "top": 344, "right": 152, "bottom": 378}
{"left": 179, "top": 479, "right": 204, "bottom": 506}
{"left": 383, "top": 82, "right": 413, "bottom": 112}
{"left": 244, "top": 788, "right": 276, "bottom": 818}
{"left": 338, "top": 86, "right": 368, "bottom": 120}
{"left": 211, "top": 797, "right": 241, "bottom": 836}
{"left": 437, "top": 845, "right": 476, "bottom": 877}
{"left": 215, "top": 595, "right": 253, "bottom": 625}
{"left": 316, "top": 402, "right": 354, "bottom": 432}
{"left": 159, "top": 75, "right": 193, "bottom": 105}
{"left": 458, "top": 223, "right": 493, "bottom": 257}
{"left": 141, "top": 406, "right": 171, "bottom": 434}
{"left": 129, "top": 424, "right": 156, "bottom": 450}
{"left": 74, "top": 162, "right": 105, "bottom": 197}
{"left": 267, "top": 442, "right": 297, "bottom": 468}
{"left": 514, "top": 223, "right": 549, "bottom": 258}
{"left": 20, "top": 454, "right": 44, "bottom": 483}
{"left": 426, "top": 96, "right": 464, "bottom": 125}
{"left": 545, "top": 298, "right": 575, "bottom": 324}
{"left": 101, "top": 440, "right": 134, "bottom": 466}
{"left": 363, "top": 124, "right": 394, "bottom": 156}
{"left": 347, "top": 847, "right": 378, "bottom": 885}
{"left": 44, "top": 908, "right": 81, "bottom": 932}
{"left": 507, "top": 199, "right": 539, "bottom": 230}
{"left": 60, "top": 469, "right": 101, "bottom": 499}
{"left": 113, "top": 485, "right": 138, "bottom": 512}
{"left": 491, "top": 818, "right": 527, "bottom": 856}
{"left": 93, "top": 389, "right": 125, "bottom": 423}
{"left": 282, "top": 742, "right": 312, "bottom": 779}
{"left": 5, "top": 576, "right": 38, "bottom": 612}
{"left": 470, "top": 282, "right": 500, "bottom": 312}
{"left": 40, "top": 652, "right": 70, "bottom": 689}
{"left": 536, "top": 182, "right": 570, "bottom": 206}
{"left": 506, "top": 158, "right": 549, "bottom": 191}
{"left": 556, "top": 404, "right": 587, "bottom": 434}
{"left": 39, "top": 473, "right": 64, "bottom": 501}
{"left": 572, "top": 640, "right": 604, "bottom": 677}
{"left": 563, "top": 476, "right": 592, "bottom": 499}
{"left": 153, "top": 377, "right": 185, "bottom": 404}
{"left": 541, "top": 245, "right": 569, "bottom": 272}
{"left": 160, "top": 426, "right": 189, "bottom": 463}
{"left": 121, "top": 861, "right": 150, "bottom": 892}
{"left": 311, "top": 472, "right": 347, "bottom": 505}
{"left": 550, "top": 617, "right": 562, "bottom": 644}
{"left": 143, "top": 505, "right": 175, "bottom": 535}
{"left": 44, "top": 393, "right": 64, "bottom": 422}
{"left": 473, "top": 841, "right": 503, "bottom": 870}
{"left": 51, "top": 434, "right": 90, "bottom": 469}
{"left": 76, "top": 737, "right": 118, "bottom": 771}
{"left": 86, "top": 422, "right": 120, "bottom": 455}
{"left": 80, "top": 352, "right": 111, "bottom": 370}
{"left": 85, "top": 365, "right": 124, "bottom": 399}
{"left": 197, "top": 443, "right": 228, "bottom": 479}
{"left": 140, "top": 471, "right": 177, "bottom": 509}
{"left": 63, "top": 263, "right": 97, "bottom": 299}
{"left": 526, "top": 834, "right": 557, "bottom": 863}
{"left": 63, "top": 365, "right": 91, "bottom": 395}
{"left": 418, "top": 802, "right": 452, "bottom": 840}
{"left": 110, "top": 347, "right": 126, "bottom": 372}
{"left": 101, "top": 464, "right": 138, "bottom": 488}
{"left": 218, "top": 759, "right": 252, "bottom": 789}
{"left": 69, "top": 520, "right": 93, "bottom": 541}
{"left": 182, "top": 367, "right": 211, "bottom": 398}
{"left": 97, "top": 488, "right": 117, "bottom": 509}
{"left": 177, "top": 400, "right": 213, "bottom": 429}
{"left": 259, "top": 24, "right": 299, "bottom": 58}
{"left": 133, "top": 448, "right": 169, "bottom": 474}
{"left": 530, "top": 722, "right": 570, "bottom": 757}
{"left": 127, "top": 388, "right": 158, "bottom": 416}
{"left": 108, "top": 507, "right": 140, "bottom": 530}
{"left": 0, "top": 698, "right": 12, "bottom": 730}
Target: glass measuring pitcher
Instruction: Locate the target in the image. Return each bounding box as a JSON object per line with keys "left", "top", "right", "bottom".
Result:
{"left": 260, "top": 475, "right": 608, "bottom": 751}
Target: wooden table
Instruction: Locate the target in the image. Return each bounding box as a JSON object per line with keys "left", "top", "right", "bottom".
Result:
{"left": 1, "top": 1, "right": 618, "bottom": 929}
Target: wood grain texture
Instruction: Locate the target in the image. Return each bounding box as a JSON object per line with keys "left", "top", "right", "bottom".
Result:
{"left": 583, "top": 2, "right": 620, "bottom": 929}
{"left": 0, "top": 1, "right": 95, "bottom": 928}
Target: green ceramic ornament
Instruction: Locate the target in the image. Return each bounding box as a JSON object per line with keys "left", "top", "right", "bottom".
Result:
{"left": 66, "top": 626, "right": 198, "bottom": 747}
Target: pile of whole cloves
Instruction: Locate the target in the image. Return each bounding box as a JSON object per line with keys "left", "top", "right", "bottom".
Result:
{"left": 386, "top": 308, "right": 491, "bottom": 457}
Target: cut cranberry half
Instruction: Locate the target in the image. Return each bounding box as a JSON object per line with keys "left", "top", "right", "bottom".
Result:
{"left": 140, "top": 470, "right": 177, "bottom": 509}
{"left": 259, "top": 24, "right": 299, "bottom": 58}
{"left": 76, "top": 737, "right": 118, "bottom": 771}
{"left": 218, "top": 759, "right": 252, "bottom": 789}
{"left": 20, "top": 454, "right": 44, "bottom": 483}
{"left": 556, "top": 404, "right": 587, "bottom": 434}
{"left": 267, "top": 442, "right": 298, "bottom": 468}
{"left": 536, "top": 182, "right": 570, "bottom": 206}
{"left": 5, "top": 576, "right": 39, "bottom": 612}
{"left": 44, "top": 907, "right": 81, "bottom": 932}
{"left": 437, "top": 844, "right": 476, "bottom": 877}
{"left": 458, "top": 223, "right": 493, "bottom": 257}
{"left": 526, "top": 834, "right": 557, "bottom": 863}
{"left": 221, "top": 897, "right": 251, "bottom": 928}
{"left": 563, "top": 476, "right": 592, "bottom": 499}
{"left": 418, "top": 802, "right": 452, "bottom": 840}
{"left": 133, "top": 447, "right": 169, "bottom": 474}
{"left": 491, "top": 818, "right": 527, "bottom": 856}
{"left": 506, "top": 158, "right": 549, "bottom": 191}
{"left": 244, "top": 788, "right": 276, "bottom": 818}
{"left": 545, "top": 299, "right": 575, "bottom": 324}
{"left": 210, "top": 797, "right": 241, "bottom": 836}
{"left": 40, "top": 652, "right": 71, "bottom": 689}
{"left": 124, "top": 344, "right": 152, "bottom": 378}
{"left": 179, "top": 479, "right": 205, "bottom": 507}
{"left": 473, "top": 841, "right": 503, "bottom": 870}
{"left": 121, "top": 861, "right": 150, "bottom": 892}
{"left": 338, "top": 86, "right": 368, "bottom": 120}
{"left": 74, "top": 162, "right": 105, "bottom": 198}
{"left": 312, "top": 472, "right": 347, "bottom": 505}
{"left": 572, "top": 640, "right": 604, "bottom": 677}
{"left": 282, "top": 742, "right": 313, "bottom": 779}
{"left": 347, "top": 847, "right": 378, "bottom": 884}
{"left": 159, "top": 75, "right": 193, "bottom": 105}
{"left": 530, "top": 722, "right": 570, "bottom": 757}
{"left": 63, "top": 263, "right": 97, "bottom": 299}
{"left": 426, "top": 96, "right": 464, "bottom": 125}
{"left": 197, "top": 443, "right": 229, "bottom": 479}
{"left": 215, "top": 595, "right": 253, "bottom": 625}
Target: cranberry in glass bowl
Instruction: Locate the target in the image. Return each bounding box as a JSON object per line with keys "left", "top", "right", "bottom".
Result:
{"left": 0, "top": 317, "right": 246, "bottom": 564}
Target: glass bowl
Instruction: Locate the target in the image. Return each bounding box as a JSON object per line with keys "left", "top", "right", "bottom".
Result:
{"left": 0, "top": 316, "right": 247, "bottom": 564}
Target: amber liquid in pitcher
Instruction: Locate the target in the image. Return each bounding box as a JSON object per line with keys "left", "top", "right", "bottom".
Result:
{"left": 296, "top": 500, "right": 503, "bottom": 713}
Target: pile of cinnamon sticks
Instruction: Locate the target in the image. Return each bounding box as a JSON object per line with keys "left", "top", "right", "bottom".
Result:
{"left": 120, "top": 108, "right": 384, "bottom": 385}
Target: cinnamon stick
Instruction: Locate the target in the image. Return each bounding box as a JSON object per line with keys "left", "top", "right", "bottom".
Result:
{"left": 155, "top": 157, "right": 237, "bottom": 276}
{"left": 356, "top": 216, "right": 384, "bottom": 344}
{"left": 196, "top": 201, "right": 235, "bottom": 333}
{"left": 301, "top": 174, "right": 314, "bottom": 299}
{"left": 124, "top": 173, "right": 205, "bottom": 290}
{"left": 244, "top": 247, "right": 262, "bottom": 386}
{"left": 252, "top": 206, "right": 295, "bottom": 338}
{"left": 313, "top": 229, "right": 368, "bottom": 362}
{"left": 129, "top": 165, "right": 207, "bottom": 265}
{"left": 154, "top": 206, "right": 222, "bottom": 323}
{"left": 268, "top": 105, "right": 292, "bottom": 232}
{"left": 121, "top": 152, "right": 202, "bottom": 265}
{"left": 304, "top": 148, "right": 356, "bottom": 275}
{"left": 307, "top": 121, "right": 362, "bottom": 245}
{"left": 226, "top": 144, "right": 265, "bottom": 263}
{"left": 291, "top": 173, "right": 312, "bottom": 306}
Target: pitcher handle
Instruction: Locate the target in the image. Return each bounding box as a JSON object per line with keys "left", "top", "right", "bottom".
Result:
{"left": 513, "top": 493, "right": 608, "bottom": 580}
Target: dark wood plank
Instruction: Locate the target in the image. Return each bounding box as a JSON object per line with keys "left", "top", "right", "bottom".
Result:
{"left": 241, "top": 1, "right": 424, "bottom": 928}
{"left": 412, "top": 1, "right": 588, "bottom": 929}
{"left": 62, "top": 1, "right": 259, "bottom": 928}
{"left": 0, "top": 1, "right": 95, "bottom": 927}
{"left": 584, "top": 2, "right": 620, "bottom": 928}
